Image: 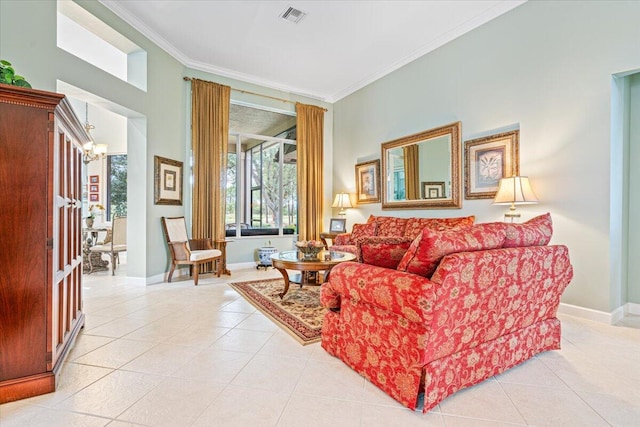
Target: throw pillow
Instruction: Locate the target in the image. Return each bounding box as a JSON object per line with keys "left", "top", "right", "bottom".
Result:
{"left": 403, "top": 215, "right": 476, "bottom": 240}
{"left": 351, "top": 222, "right": 378, "bottom": 242}
{"left": 358, "top": 236, "right": 413, "bottom": 269}
{"left": 366, "top": 215, "right": 409, "bottom": 236}
{"left": 503, "top": 213, "right": 553, "bottom": 248}
{"left": 397, "top": 222, "right": 507, "bottom": 278}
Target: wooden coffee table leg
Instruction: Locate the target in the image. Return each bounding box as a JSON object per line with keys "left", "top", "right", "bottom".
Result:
{"left": 274, "top": 267, "right": 291, "bottom": 299}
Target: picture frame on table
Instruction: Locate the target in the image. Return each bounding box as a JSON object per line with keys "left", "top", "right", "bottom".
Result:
{"left": 422, "top": 181, "right": 445, "bottom": 199}
{"left": 154, "top": 155, "right": 183, "bottom": 205}
{"left": 329, "top": 218, "right": 347, "bottom": 233}
{"left": 89, "top": 193, "right": 99, "bottom": 202}
{"left": 89, "top": 175, "right": 99, "bottom": 184}
{"left": 464, "top": 130, "right": 519, "bottom": 199}
{"left": 89, "top": 184, "right": 99, "bottom": 193}
{"left": 355, "top": 159, "right": 381, "bottom": 204}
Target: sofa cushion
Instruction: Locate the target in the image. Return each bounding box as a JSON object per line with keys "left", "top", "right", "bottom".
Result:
{"left": 366, "top": 215, "right": 409, "bottom": 237}
{"left": 503, "top": 213, "right": 553, "bottom": 248}
{"left": 403, "top": 216, "right": 476, "bottom": 240}
{"left": 397, "top": 222, "right": 507, "bottom": 278}
{"left": 358, "top": 236, "right": 414, "bottom": 269}
{"left": 351, "top": 222, "right": 378, "bottom": 242}
{"left": 333, "top": 233, "right": 353, "bottom": 245}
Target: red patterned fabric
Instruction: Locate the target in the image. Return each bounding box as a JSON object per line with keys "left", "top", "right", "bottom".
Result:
{"left": 333, "top": 233, "right": 353, "bottom": 246}
{"left": 397, "top": 223, "right": 506, "bottom": 278}
{"left": 357, "top": 237, "right": 413, "bottom": 268}
{"left": 504, "top": 212, "right": 553, "bottom": 248}
{"left": 367, "top": 215, "right": 409, "bottom": 237}
{"left": 351, "top": 222, "right": 378, "bottom": 241}
{"left": 321, "top": 245, "right": 573, "bottom": 412}
{"left": 404, "top": 216, "right": 475, "bottom": 240}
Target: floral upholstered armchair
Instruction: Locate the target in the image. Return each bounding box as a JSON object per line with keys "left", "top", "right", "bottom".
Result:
{"left": 320, "top": 214, "right": 573, "bottom": 412}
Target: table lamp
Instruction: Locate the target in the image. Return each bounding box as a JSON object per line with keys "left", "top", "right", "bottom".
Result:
{"left": 492, "top": 176, "right": 538, "bottom": 222}
{"left": 332, "top": 192, "right": 353, "bottom": 217}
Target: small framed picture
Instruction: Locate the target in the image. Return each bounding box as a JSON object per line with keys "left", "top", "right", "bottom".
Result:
{"left": 89, "top": 184, "right": 99, "bottom": 193}
{"left": 464, "top": 130, "right": 519, "bottom": 199}
{"left": 154, "top": 155, "right": 183, "bottom": 205}
{"left": 422, "top": 181, "right": 445, "bottom": 199}
{"left": 89, "top": 175, "right": 99, "bottom": 184}
{"left": 355, "top": 159, "right": 381, "bottom": 204}
{"left": 89, "top": 193, "right": 99, "bottom": 202}
{"left": 329, "top": 218, "right": 347, "bottom": 233}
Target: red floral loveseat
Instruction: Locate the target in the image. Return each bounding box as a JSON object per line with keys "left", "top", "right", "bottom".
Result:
{"left": 320, "top": 213, "right": 573, "bottom": 412}
{"left": 331, "top": 214, "right": 475, "bottom": 268}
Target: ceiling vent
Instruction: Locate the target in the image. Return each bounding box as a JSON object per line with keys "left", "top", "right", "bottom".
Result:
{"left": 280, "top": 6, "right": 306, "bottom": 24}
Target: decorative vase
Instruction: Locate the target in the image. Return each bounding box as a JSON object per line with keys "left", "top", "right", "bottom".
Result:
{"left": 298, "top": 246, "right": 322, "bottom": 261}
{"left": 257, "top": 246, "right": 278, "bottom": 266}
{"left": 86, "top": 217, "right": 94, "bottom": 229}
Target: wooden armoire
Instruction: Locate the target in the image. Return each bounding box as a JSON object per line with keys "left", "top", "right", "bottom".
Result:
{"left": 0, "top": 84, "right": 89, "bottom": 403}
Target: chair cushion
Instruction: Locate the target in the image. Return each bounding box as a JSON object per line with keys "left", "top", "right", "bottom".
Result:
{"left": 503, "top": 213, "right": 553, "bottom": 248}
{"left": 190, "top": 249, "right": 221, "bottom": 262}
{"left": 397, "top": 223, "right": 507, "bottom": 278}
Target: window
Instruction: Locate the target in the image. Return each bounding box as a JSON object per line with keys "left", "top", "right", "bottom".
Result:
{"left": 226, "top": 130, "right": 297, "bottom": 237}
{"left": 57, "top": 0, "right": 147, "bottom": 91}
{"left": 106, "top": 154, "right": 127, "bottom": 220}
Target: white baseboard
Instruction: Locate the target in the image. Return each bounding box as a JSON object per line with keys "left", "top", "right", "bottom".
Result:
{"left": 558, "top": 302, "right": 635, "bottom": 324}
{"left": 626, "top": 302, "right": 640, "bottom": 315}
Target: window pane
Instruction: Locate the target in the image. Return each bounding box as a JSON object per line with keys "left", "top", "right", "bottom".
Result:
{"left": 226, "top": 151, "right": 237, "bottom": 226}
{"left": 107, "top": 154, "right": 127, "bottom": 220}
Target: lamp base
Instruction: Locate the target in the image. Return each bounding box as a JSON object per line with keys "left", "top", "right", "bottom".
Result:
{"left": 504, "top": 211, "right": 521, "bottom": 223}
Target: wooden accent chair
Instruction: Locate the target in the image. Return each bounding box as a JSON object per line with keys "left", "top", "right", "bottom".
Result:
{"left": 89, "top": 216, "right": 127, "bottom": 275}
{"left": 161, "top": 216, "right": 222, "bottom": 285}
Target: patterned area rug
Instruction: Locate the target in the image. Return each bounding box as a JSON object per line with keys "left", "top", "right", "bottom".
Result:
{"left": 229, "top": 278, "right": 325, "bottom": 345}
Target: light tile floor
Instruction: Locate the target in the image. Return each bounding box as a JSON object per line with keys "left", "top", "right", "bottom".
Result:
{"left": 1, "top": 261, "right": 639, "bottom": 426}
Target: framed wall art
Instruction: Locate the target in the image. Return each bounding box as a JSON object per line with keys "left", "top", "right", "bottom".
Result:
{"left": 355, "top": 159, "right": 381, "bottom": 204}
{"left": 154, "top": 155, "right": 183, "bottom": 205}
{"left": 89, "top": 193, "right": 99, "bottom": 202}
{"left": 89, "top": 184, "right": 99, "bottom": 193}
{"left": 89, "top": 175, "right": 99, "bottom": 184}
{"left": 422, "top": 181, "right": 445, "bottom": 199}
{"left": 464, "top": 130, "right": 519, "bottom": 199}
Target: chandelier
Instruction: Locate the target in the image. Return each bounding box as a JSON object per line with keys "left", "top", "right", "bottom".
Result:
{"left": 82, "top": 102, "right": 107, "bottom": 164}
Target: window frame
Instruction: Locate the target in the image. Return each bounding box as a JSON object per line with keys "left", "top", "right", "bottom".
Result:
{"left": 227, "top": 132, "right": 297, "bottom": 238}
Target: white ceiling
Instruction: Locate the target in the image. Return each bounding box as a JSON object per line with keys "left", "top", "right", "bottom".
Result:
{"left": 99, "top": 0, "right": 525, "bottom": 102}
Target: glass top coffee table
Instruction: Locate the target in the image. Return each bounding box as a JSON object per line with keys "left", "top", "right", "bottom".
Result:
{"left": 270, "top": 250, "right": 356, "bottom": 299}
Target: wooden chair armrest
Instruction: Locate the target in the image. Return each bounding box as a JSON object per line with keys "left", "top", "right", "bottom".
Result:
{"left": 169, "top": 241, "right": 190, "bottom": 260}
{"left": 189, "top": 238, "right": 214, "bottom": 250}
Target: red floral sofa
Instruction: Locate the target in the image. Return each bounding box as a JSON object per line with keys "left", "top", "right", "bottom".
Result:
{"left": 331, "top": 215, "right": 475, "bottom": 268}
{"left": 320, "top": 213, "right": 573, "bottom": 412}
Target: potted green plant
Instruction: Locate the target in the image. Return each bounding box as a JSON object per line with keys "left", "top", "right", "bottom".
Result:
{"left": 0, "top": 60, "right": 32, "bottom": 88}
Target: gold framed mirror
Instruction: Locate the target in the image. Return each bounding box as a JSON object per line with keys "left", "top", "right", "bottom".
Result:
{"left": 381, "top": 122, "right": 462, "bottom": 209}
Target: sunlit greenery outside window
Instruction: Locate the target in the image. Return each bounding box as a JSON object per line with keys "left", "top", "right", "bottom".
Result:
{"left": 226, "top": 131, "right": 296, "bottom": 237}
{"left": 107, "top": 154, "right": 127, "bottom": 220}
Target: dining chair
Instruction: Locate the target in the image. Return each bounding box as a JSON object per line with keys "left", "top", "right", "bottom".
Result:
{"left": 89, "top": 216, "right": 127, "bottom": 275}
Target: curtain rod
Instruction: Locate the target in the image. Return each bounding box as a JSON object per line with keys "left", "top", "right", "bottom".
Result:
{"left": 183, "top": 76, "right": 298, "bottom": 105}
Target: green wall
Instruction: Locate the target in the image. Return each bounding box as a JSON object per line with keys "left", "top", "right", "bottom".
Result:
{"left": 333, "top": 1, "right": 640, "bottom": 313}
{"left": 627, "top": 74, "right": 640, "bottom": 305}
{"left": 0, "top": 0, "right": 332, "bottom": 280}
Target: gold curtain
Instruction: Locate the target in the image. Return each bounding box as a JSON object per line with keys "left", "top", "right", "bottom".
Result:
{"left": 190, "top": 79, "right": 230, "bottom": 263}
{"left": 296, "top": 103, "right": 326, "bottom": 241}
{"left": 404, "top": 145, "right": 420, "bottom": 200}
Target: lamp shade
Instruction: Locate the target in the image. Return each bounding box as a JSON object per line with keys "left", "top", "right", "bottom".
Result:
{"left": 332, "top": 192, "right": 353, "bottom": 209}
{"left": 493, "top": 176, "right": 539, "bottom": 205}
{"left": 332, "top": 192, "right": 352, "bottom": 216}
